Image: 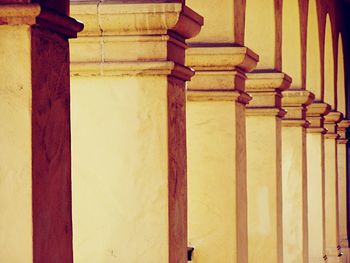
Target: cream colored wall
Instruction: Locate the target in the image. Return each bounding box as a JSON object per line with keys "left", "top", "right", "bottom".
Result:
{"left": 246, "top": 116, "right": 282, "bottom": 263}
{"left": 71, "top": 76, "right": 169, "bottom": 263}
{"left": 282, "top": 0, "right": 302, "bottom": 88}
{"left": 306, "top": 0, "right": 322, "bottom": 100}
{"left": 324, "top": 137, "right": 340, "bottom": 260}
{"left": 245, "top": 0, "right": 275, "bottom": 69}
{"left": 187, "top": 100, "right": 237, "bottom": 263}
{"left": 324, "top": 15, "right": 335, "bottom": 109}
{"left": 187, "top": 0, "right": 234, "bottom": 43}
{"left": 307, "top": 132, "right": 325, "bottom": 263}
{"left": 282, "top": 126, "right": 308, "bottom": 263}
{"left": 0, "top": 25, "right": 33, "bottom": 263}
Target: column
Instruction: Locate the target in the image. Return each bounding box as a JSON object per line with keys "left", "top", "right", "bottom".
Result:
{"left": 186, "top": 46, "right": 257, "bottom": 263}
{"left": 185, "top": 1, "right": 257, "bottom": 262}
{"left": 69, "top": 2, "right": 203, "bottom": 263}
{"left": 306, "top": 102, "right": 331, "bottom": 263}
{"left": 245, "top": 72, "right": 290, "bottom": 263}
{"left": 0, "top": 2, "right": 82, "bottom": 262}
{"left": 281, "top": 90, "right": 315, "bottom": 263}
{"left": 324, "top": 111, "right": 343, "bottom": 263}
{"left": 337, "top": 120, "right": 350, "bottom": 263}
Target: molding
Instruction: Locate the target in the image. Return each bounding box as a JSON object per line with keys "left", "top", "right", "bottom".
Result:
{"left": 187, "top": 90, "right": 251, "bottom": 104}
{"left": 246, "top": 71, "right": 291, "bottom": 92}
{"left": 70, "top": 2, "right": 203, "bottom": 39}
{"left": 186, "top": 46, "right": 258, "bottom": 72}
{"left": 282, "top": 89, "right": 314, "bottom": 107}
{"left": 246, "top": 108, "right": 286, "bottom": 117}
{"left": 0, "top": 4, "right": 83, "bottom": 38}
{"left": 71, "top": 61, "right": 194, "bottom": 81}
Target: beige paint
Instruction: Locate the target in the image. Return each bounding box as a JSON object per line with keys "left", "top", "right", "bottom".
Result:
{"left": 337, "top": 35, "right": 346, "bottom": 114}
{"left": 338, "top": 142, "right": 349, "bottom": 263}
{"left": 187, "top": 0, "right": 234, "bottom": 43}
{"left": 307, "top": 132, "right": 326, "bottom": 263}
{"left": 306, "top": 0, "right": 322, "bottom": 100}
{"left": 325, "top": 136, "right": 341, "bottom": 262}
{"left": 187, "top": 100, "right": 238, "bottom": 263}
{"left": 246, "top": 116, "right": 282, "bottom": 263}
{"left": 324, "top": 15, "right": 335, "bottom": 109}
{"left": 71, "top": 76, "right": 170, "bottom": 263}
{"left": 245, "top": 0, "right": 275, "bottom": 69}
{"left": 282, "top": 125, "right": 308, "bottom": 263}
{"left": 0, "top": 25, "right": 33, "bottom": 263}
{"left": 282, "top": 0, "right": 302, "bottom": 88}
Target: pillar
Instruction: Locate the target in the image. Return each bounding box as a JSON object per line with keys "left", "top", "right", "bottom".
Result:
{"left": 0, "top": 3, "right": 82, "bottom": 262}
{"left": 69, "top": 2, "right": 202, "bottom": 263}
{"left": 281, "top": 89, "right": 314, "bottom": 263}
{"left": 185, "top": 1, "right": 257, "bottom": 262}
{"left": 337, "top": 120, "right": 350, "bottom": 263}
{"left": 186, "top": 46, "right": 257, "bottom": 263}
{"left": 245, "top": 72, "right": 290, "bottom": 263}
{"left": 306, "top": 102, "right": 331, "bottom": 263}
{"left": 324, "top": 111, "right": 343, "bottom": 263}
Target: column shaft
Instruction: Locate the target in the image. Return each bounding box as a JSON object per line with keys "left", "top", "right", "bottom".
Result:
{"left": 281, "top": 90, "right": 314, "bottom": 263}
{"left": 306, "top": 102, "right": 331, "bottom": 263}
{"left": 0, "top": 3, "right": 82, "bottom": 262}
{"left": 324, "top": 112, "right": 343, "bottom": 263}
{"left": 69, "top": 3, "right": 202, "bottom": 263}
{"left": 245, "top": 72, "right": 291, "bottom": 263}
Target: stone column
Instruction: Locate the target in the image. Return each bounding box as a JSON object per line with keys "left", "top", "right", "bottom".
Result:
{"left": 0, "top": 3, "right": 82, "bottom": 263}
{"left": 324, "top": 111, "right": 343, "bottom": 263}
{"left": 306, "top": 102, "right": 331, "bottom": 263}
{"left": 186, "top": 46, "right": 257, "bottom": 263}
{"left": 69, "top": 2, "right": 202, "bottom": 263}
{"left": 281, "top": 90, "right": 314, "bottom": 263}
{"left": 337, "top": 120, "right": 350, "bottom": 263}
{"left": 244, "top": 72, "right": 290, "bottom": 263}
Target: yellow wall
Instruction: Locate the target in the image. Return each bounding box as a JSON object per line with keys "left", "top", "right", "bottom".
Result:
{"left": 71, "top": 76, "right": 170, "bottom": 262}
{"left": 0, "top": 25, "right": 33, "bottom": 263}
{"left": 187, "top": 100, "right": 237, "bottom": 263}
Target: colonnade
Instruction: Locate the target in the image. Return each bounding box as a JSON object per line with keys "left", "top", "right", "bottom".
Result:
{"left": 0, "top": 0, "right": 349, "bottom": 263}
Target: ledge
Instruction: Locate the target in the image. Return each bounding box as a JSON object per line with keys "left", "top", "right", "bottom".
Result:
{"left": 307, "top": 102, "right": 331, "bottom": 117}
{"left": 0, "top": 4, "right": 83, "bottom": 38}
{"left": 246, "top": 71, "right": 292, "bottom": 92}
{"left": 187, "top": 90, "right": 251, "bottom": 104}
{"left": 71, "top": 2, "right": 203, "bottom": 39}
{"left": 186, "top": 45, "right": 258, "bottom": 72}
{"left": 71, "top": 61, "right": 194, "bottom": 81}
{"left": 282, "top": 89, "right": 314, "bottom": 107}
{"left": 324, "top": 111, "right": 343, "bottom": 124}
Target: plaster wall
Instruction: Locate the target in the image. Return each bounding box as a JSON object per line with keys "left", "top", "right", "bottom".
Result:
{"left": 71, "top": 76, "right": 170, "bottom": 263}
{"left": 187, "top": 100, "right": 237, "bottom": 263}
{"left": 0, "top": 25, "right": 32, "bottom": 263}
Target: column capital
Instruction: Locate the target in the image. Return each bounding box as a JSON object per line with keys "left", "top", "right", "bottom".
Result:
{"left": 281, "top": 89, "right": 314, "bottom": 127}
{"left": 187, "top": 90, "right": 252, "bottom": 104}
{"left": 0, "top": 4, "right": 83, "bottom": 38}
{"left": 337, "top": 119, "right": 350, "bottom": 143}
{"left": 306, "top": 102, "right": 331, "bottom": 133}
{"left": 246, "top": 71, "right": 291, "bottom": 117}
{"left": 71, "top": 2, "right": 202, "bottom": 38}
{"left": 186, "top": 46, "right": 258, "bottom": 100}
{"left": 324, "top": 111, "right": 343, "bottom": 139}
{"left": 70, "top": 2, "right": 203, "bottom": 78}
{"left": 186, "top": 45, "right": 258, "bottom": 73}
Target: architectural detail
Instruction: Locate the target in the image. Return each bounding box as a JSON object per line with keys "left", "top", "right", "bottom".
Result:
{"left": 70, "top": 2, "right": 202, "bottom": 263}
{"left": 281, "top": 89, "right": 314, "bottom": 263}
{"left": 306, "top": 102, "right": 331, "bottom": 263}
{"left": 1, "top": 1, "right": 350, "bottom": 263}
{"left": 337, "top": 120, "right": 350, "bottom": 263}
{"left": 0, "top": 2, "right": 83, "bottom": 262}
{"left": 324, "top": 111, "right": 343, "bottom": 262}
